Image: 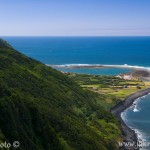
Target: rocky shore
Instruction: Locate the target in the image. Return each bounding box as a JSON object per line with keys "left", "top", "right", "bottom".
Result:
{"left": 111, "top": 88, "right": 150, "bottom": 150}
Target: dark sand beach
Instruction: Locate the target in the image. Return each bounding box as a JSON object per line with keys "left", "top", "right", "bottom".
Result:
{"left": 111, "top": 88, "right": 150, "bottom": 150}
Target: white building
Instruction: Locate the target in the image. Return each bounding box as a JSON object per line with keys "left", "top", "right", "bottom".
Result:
{"left": 123, "top": 74, "right": 133, "bottom": 80}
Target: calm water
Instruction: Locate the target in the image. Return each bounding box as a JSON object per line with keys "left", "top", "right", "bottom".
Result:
{"left": 2, "top": 36, "right": 150, "bottom": 146}
{"left": 3, "top": 36, "right": 150, "bottom": 75}
{"left": 56, "top": 67, "right": 132, "bottom": 75}
{"left": 2, "top": 36, "right": 150, "bottom": 66}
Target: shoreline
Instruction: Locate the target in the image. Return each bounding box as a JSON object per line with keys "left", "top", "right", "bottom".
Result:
{"left": 111, "top": 88, "right": 150, "bottom": 150}
{"left": 49, "top": 64, "right": 150, "bottom": 71}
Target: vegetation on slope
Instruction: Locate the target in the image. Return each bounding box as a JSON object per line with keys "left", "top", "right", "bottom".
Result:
{"left": 0, "top": 39, "right": 121, "bottom": 150}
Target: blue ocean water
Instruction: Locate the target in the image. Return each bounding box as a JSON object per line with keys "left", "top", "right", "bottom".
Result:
{"left": 122, "top": 94, "right": 150, "bottom": 150}
{"left": 3, "top": 36, "right": 150, "bottom": 66}
{"left": 2, "top": 36, "right": 150, "bottom": 145}
{"left": 56, "top": 67, "right": 131, "bottom": 76}
{"left": 3, "top": 36, "right": 150, "bottom": 75}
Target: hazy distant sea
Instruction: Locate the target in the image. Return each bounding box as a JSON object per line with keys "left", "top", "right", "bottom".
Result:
{"left": 3, "top": 36, "right": 150, "bottom": 146}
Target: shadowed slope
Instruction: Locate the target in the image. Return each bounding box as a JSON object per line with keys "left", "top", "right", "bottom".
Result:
{"left": 0, "top": 39, "right": 121, "bottom": 150}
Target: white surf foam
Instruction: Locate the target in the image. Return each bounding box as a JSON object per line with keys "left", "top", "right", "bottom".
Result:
{"left": 132, "top": 98, "right": 141, "bottom": 112}
{"left": 133, "top": 106, "right": 141, "bottom": 112}
{"left": 48, "top": 63, "right": 150, "bottom": 71}
{"left": 122, "top": 110, "right": 146, "bottom": 142}
{"left": 134, "top": 129, "right": 146, "bottom": 141}
{"left": 132, "top": 94, "right": 150, "bottom": 113}
{"left": 121, "top": 110, "right": 129, "bottom": 123}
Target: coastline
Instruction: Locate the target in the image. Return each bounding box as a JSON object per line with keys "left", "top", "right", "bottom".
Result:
{"left": 50, "top": 64, "right": 150, "bottom": 71}
{"left": 111, "top": 88, "right": 150, "bottom": 150}
{"left": 51, "top": 63, "right": 150, "bottom": 149}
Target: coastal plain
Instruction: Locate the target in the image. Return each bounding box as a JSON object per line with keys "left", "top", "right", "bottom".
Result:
{"left": 65, "top": 70, "right": 150, "bottom": 150}
{"left": 66, "top": 72, "right": 150, "bottom": 108}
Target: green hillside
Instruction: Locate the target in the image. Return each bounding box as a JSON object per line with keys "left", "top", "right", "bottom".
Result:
{"left": 0, "top": 39, "right": 121, "bottom": 150}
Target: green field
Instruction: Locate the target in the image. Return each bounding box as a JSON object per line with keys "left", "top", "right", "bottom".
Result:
{"left": 67, "top": 73, "right": 150, "bottom": 106}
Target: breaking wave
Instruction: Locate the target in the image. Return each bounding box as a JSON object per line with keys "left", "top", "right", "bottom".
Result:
{"left": 48, "top": 64, "right": 150, "bottom": 71}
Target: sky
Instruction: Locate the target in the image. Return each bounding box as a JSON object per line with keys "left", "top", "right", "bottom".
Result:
{"left": 0, "top": 0, "right": 150, "bottom": 36}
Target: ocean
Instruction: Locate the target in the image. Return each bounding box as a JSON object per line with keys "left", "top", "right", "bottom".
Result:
{"left": 122, "top": 94, "right": 150, "bottom": 150}
{"left": 3, "top": 36, "right": 150, "bottom": 66}
{"left": 2, "top": 36, "right": 150, "bottom": 148}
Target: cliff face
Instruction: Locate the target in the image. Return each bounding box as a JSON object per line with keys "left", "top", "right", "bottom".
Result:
{"left": 0, "top": 39, "right": 121, "bottom": 150}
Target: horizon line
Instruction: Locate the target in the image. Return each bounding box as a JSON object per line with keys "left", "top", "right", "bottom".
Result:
{"left": 1, "top": 35, "right": 150, "bottom": 37}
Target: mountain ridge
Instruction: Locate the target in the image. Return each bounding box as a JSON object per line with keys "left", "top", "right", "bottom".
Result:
{"left": 0, "top": 39, "right": 121, "bottom": 150}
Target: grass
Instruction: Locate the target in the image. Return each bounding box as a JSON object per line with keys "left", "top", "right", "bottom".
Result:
{"left": 67, "top": 73, "right": 150, "bottom": 104}
{"left": 108, "top": 87, "right": 143, "bottom": 99}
